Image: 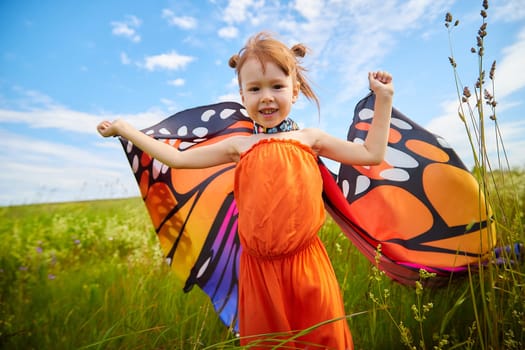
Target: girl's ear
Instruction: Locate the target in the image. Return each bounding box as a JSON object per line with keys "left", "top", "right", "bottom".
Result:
{"left": 240, "top": 89, "right": 245, "bottom": 104}
{"left": 292, "top": 81, "right": 300, "bottom": 103}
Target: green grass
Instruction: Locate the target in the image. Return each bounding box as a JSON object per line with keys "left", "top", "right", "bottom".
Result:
{"left": 0, "top": 198, "right": 234, "bottom": 349}
{"left": 1, "top": 194, "right": 523, "bottom": 349}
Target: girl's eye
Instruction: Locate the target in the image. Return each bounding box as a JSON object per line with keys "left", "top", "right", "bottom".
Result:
{"left": 273, "top": 84, "right": 284, "bottom": 89}
{"left": 248, "top": 87, "right": 259, "bottom": 92}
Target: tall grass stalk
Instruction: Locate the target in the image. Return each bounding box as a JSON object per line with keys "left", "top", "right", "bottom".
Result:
{"left": 446, "top": 1, "right": 524, "bottom": 349}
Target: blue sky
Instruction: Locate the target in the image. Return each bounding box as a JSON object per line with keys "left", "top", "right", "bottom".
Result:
{"left": 1, "top": 0, "right": 524, "bottom": 205}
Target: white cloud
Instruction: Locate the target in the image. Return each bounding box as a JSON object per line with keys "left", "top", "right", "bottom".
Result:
{"left": 0, "top": 129, "right": 138, "bottom": 205}
{"left": 223, "top": 0, "right": 262, "bottom": 24}
{"left": 217, "top": 92, "right": 241, "bottom": 103}
{"left": 0, "top": 88, "right": 167, "bottom": 205}
{"left": 214, "top": 0, "right": 452, "bottom": 104}
{"left": 111, "top": 15, "right": 142, "bottom": 43}
{"left": 221, "top": 0, "right": 268, "bottom": 27}
{"left": 218, "top": 26, "right": 239, "bottom": 39}
{"left": 162, "top": 9, "right": 197, "bottom": 29}
{"left": 493, "top": 26, "right": 525, "bottom": 97}
{"left": 426, "top": 100, "right": 525, "bottom": 169}
{"left": 426, "top": 27, "right": 525, "bottom": 169}
{"left": 493, "top": 0, "right": 525, "bottom": 22}
{"left": 120, "top": 52, "right": 131, "bottom": 65}
{"left": 142, "top": 51, "right": 195, "bottom": 71}
{"left": 294, "top": 0, "right": 323, "bottom": 21}
{"left": 167, "top": 78, "right": 185, "bottom": 87}
{"left": 160, "top": 98, "right": 180, "bottom": 112}
{"left": 0, "top": 88, "right": 165, "bottom": 134}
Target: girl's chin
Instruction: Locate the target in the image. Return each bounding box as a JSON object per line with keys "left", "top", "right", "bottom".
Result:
{"left": 257, "top": 116, "right": 282, "bottom": 127}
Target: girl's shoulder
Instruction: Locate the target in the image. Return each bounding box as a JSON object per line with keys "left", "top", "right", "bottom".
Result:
{"left": 296, "top": 127, "right": 325, "bottom": 154}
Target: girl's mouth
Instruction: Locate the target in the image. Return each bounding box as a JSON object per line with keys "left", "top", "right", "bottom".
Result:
{"left": 260, "top": 108, "right": 278, "bottom": 116}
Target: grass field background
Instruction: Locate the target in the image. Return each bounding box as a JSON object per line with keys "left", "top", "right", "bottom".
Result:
{"left": 1, "top": 190, "right": 523, "bottom": 349}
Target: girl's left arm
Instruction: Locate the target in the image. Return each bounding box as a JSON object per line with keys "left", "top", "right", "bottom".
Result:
{"left": 313, "top": 71, "right": 393, "bottom": 165}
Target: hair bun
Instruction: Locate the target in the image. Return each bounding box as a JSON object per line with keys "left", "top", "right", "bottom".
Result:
{"left": 291, "top": 44, "right": 307, "bottom": 58}
{"left": 228, "top": 54, "right": 240, "bottom": 68}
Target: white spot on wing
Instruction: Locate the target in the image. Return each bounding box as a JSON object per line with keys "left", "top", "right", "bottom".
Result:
{"left": 132, "top": 155, "right": 139, "bottom": 173}
{"left": 380, "top": 168, "right": 410, "bottom": 182}
{"left": 152, "top": 159, "right": 162, "bottom": 179}
{"left": 342, "top": 179, "right": 350, "bottom": 198}
{"left": 355, "top": 175, "right": 371, "bottom": 195}
{"left": 385, "top": 147, "right": 418, "bottom": 168}
{"left": 197, "top": 257, "right": 211, "bottom": 278}
{"left": 220, "top": 108, "right": 236, "bottom": 119}
{"left": 177, "top": 126, "right": 188, "bottom": 136}
{"left": 358, "top": 108, "right": 374, "bottom": 120}
{"left": 201, "top": 109, "right": 215, "bottom": 122}
{"left": 179, "top": 141, "right": 195, "bottom": 150}
{"left": 159, "top": 128, "right": 171, "bottom": 135}
{"left": 391, "top": 117, "right": 412, "bottom": 130}
{"left": 436, "top": 136, "right": 451, "bottom": 148}
{"left": 192, "top": 127, "right": 208, "bottom": 138}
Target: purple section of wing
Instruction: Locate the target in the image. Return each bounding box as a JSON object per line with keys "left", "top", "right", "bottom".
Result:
{"left": 184, "top": 194, "right": 241, "bottom": 332}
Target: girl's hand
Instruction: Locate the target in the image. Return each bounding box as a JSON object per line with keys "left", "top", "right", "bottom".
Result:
{"left": 368, "top": 71, "right": 394, "bottom": 97}
{"left": 97, "top": 120, "right": 124, "bottom": 137}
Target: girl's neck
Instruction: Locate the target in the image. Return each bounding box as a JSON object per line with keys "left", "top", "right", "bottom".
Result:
{"left": 253, "top": 118, "right": 299, "bottom": 134}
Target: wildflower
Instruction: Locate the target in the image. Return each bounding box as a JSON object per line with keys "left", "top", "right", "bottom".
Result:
{"left": 489, "top": 60, "right": 496, "bottom": 80}
{"left": 448, "top": 56, "right": 457, "bottom": 68}
{"left": 48, "top": 274, "right": 56, "bottom": 280}
{"left": 478, "top": 23, "right": 488, "bottom": 38}
{"left": 36, "top": 246, "right": 43, "bottom": 254}
{"left": 445, "top": 13, "right": 452, "bottom": 27}
{"left": 463, "top": 86, "right": 471, "bottom": 98}
{"left": 484, "top": 89, "right": 492, "bottom": 101}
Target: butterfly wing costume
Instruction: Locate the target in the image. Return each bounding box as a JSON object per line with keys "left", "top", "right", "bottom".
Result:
{"left": 118, "top": 94, "right": 496, "bottom": 332}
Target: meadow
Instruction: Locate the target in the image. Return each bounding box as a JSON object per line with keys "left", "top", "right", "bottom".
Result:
{"left": 0, "top": 185, "right": 523, "bottom": 349}
{"left": 2, "top": 2, "right": 524, "bottom": 349}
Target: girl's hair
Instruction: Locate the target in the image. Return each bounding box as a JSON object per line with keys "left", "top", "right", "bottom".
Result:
{"left": 229, "top": 32, "right": 320, "bottom": 111}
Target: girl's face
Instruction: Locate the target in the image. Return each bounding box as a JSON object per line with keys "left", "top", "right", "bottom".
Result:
{"left": 239, "top": 57, "right": 299, "bottom": 128}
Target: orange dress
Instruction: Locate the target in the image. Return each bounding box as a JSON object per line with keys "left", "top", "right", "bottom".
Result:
{"left": 234, "top": 139, "right": 353, "bottom": 349}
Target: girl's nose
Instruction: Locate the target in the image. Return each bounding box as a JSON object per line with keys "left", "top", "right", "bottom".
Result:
{"left": 260, "top": 89, "right": 274, "bottom": 103}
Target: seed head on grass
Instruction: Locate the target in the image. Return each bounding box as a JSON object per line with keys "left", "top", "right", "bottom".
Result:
{"left": 489, "top": 60, "right": 496, "bottom": 80}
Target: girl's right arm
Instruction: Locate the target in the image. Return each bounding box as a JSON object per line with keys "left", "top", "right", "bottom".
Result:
{"left": 97, "top": 119, "right": 238, "bottom": 169}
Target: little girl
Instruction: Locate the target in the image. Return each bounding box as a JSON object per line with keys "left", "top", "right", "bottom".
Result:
{"left": 97, "top": 32, "right": 393, "bottom": 349}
